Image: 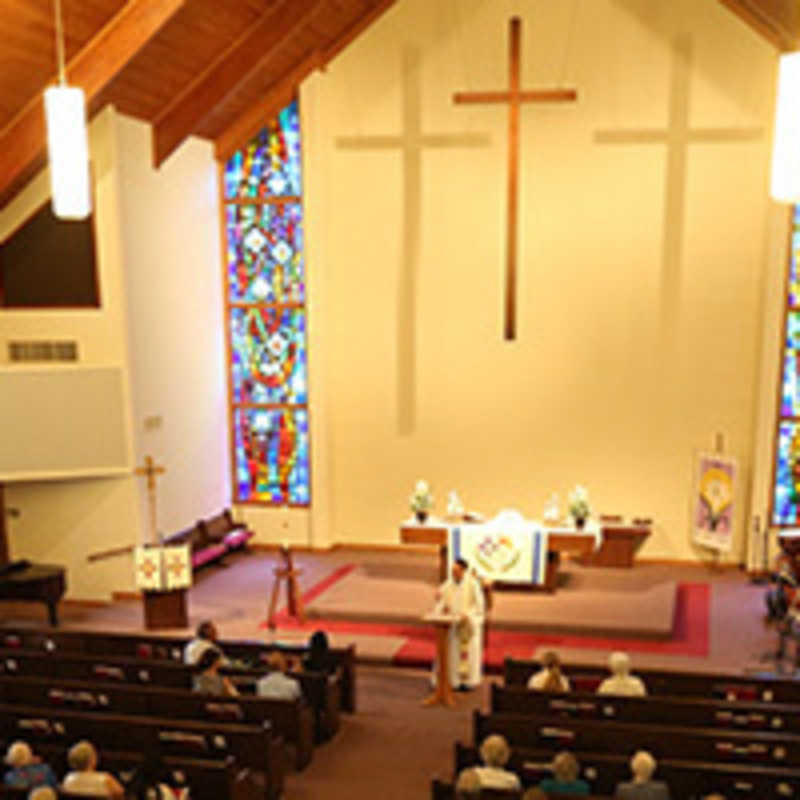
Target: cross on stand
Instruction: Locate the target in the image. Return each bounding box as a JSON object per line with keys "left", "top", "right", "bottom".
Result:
{"left": 337, "top": 48, "right": 489, "bottom": 434}
{"left": 453, "top": 16, "right": 577, "bottom": 340}
{"left": 595, "top": 34, "right": 763, "bottom": 334}
{"left": 135, "top": 455, "right": 166, "bottom": 545}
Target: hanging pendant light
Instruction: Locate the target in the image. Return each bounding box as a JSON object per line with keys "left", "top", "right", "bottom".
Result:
{"left": 771, "top": 51, "right": 800, "bottom": 204}
{"left": 44, "top": 0, "right": 91, "bottom": 220}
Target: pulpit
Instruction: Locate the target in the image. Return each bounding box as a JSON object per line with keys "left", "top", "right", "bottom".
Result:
{"left": 135, "top": 545, "right": 191, "bottom": 630}
{"left": 423, "top": 611, "right": 457, "bottom": 708}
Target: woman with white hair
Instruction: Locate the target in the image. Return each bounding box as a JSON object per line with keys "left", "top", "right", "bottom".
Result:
{"left": 28, "top": 789, "right": 57, "bottom": 800}
{"left": 614, "top": 750, "right": 670, "bottom": 800}
{"left": 3, "top": 741, "right": 57, "bottom": 789}
{"left": 61, "top": 740, "right": 124, "bottom": 798}
{"left": 598, "top": 651, "right": 647, "bottom": 697}
{"left": 472, "top": 734, "right": 521, "bottom": 790}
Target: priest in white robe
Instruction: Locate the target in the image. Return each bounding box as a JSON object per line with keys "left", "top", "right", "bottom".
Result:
{"left": 433, "top": 557, "right": 485, "bottom": 689}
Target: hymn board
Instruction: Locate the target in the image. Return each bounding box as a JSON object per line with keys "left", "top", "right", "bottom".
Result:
{"left": 454, "top": 17, "right": 577, "bottom": 340}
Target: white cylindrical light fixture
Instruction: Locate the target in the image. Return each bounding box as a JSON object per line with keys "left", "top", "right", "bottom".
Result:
{"left": 44, "top": 84, "right": 91, "bottom": 220}
{"left": 771, "top": 51, "right": 800, "bottom": 203}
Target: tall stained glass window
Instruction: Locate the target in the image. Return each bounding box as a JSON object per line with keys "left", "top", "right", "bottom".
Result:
{"left": 223, "top": 100, "right": 310, "bottom": 505}
{"left": 772, "top": 205, "right": 800, "bottom": 525}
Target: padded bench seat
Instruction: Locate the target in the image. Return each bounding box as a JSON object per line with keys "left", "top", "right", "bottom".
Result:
{"left": 164, "top": 509, "right": 254, "bottom": 572}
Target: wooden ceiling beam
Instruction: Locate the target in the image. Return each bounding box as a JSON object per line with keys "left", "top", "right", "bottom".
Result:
{"left": 0, "top": 0, "right": 186, "bottom": 209}
{"left": 214, "top": 50, "right": 322, "bottom": 162}
{"left": 717, "top": 0, "right": 799, "bottom": 50}
{"left": 213, "top": 0, "right": 397, "bottom": 163}
{"left": 152, "top": 0, "right": 324, "bottom": 168}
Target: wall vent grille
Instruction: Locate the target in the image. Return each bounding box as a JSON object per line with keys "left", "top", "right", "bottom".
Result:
{"left": 7, "top": 341, "right": 79, "bottom": 362}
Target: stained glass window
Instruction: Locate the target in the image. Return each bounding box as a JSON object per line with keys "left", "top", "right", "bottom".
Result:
{"left": 772, "top": 205, "right": 800, "bottom": 524}
{"left": 223, "top": 99, "right": 310, "bottom": 506}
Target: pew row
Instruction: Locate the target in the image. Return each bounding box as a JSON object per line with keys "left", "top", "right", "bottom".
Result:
{"left": 0, "top": 748, "right": 249, "bottom": 800}
{"left": 0, "top": 674, "right": 314, "bottom": 770}
{"left": 455, "top": 741, "right": 800, "bottom": 800}
{"left": 475, "top": 710, "right": 800, "bottom": 768}
{"left": 0, "top": 647, "right": 341, "bottom": 741}
{"left": 491, "top": 683, "right": 800, "bottom": 735}
{"left": 504, "top": 656, "right": 799, "bottom": 704}
{"left": 0, "top": 703, "right": 284, "bottom": 800}
{"left": 0, "top": 626, "right": 357, "bottom": 713}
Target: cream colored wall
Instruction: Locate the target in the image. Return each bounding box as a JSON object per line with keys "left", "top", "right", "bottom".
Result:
{"left": 115, "top": 114, "right": 231, "bottom": 539}
{"left": 301, "top": 0, "right": 780, "bottom": 561}
{"left": 0, "top": 108, "right": 143, "bottom": 599}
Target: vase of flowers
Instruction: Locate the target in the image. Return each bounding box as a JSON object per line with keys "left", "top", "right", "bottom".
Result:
{"left": 568, "top": 485, "right": 591, "bottom": 529}
{"left": 410, "top": 479, "right": 433, "bottom": 523}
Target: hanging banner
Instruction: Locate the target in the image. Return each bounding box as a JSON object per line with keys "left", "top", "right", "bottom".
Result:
{"left": 692, "top": 452, "right": 737, "bottom": 553}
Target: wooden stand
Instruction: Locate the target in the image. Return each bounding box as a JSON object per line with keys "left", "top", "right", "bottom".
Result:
{"left": 267, "top": 546, "right": 304, "bottom": 629}
{"left": 143, "top": 588, "right": 187, "bottom": 630}
{"left": 578, "top": 523, "right": 652, "bottom": 568}
{"left": 423, "top": 613, "right": 457, "bottom": 708}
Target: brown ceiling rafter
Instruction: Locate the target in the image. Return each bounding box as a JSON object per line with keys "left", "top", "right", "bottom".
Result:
{"left": 151, "top": 0, "right": 326, "bottom": 168}
{"left": 717, "top": 0, "right": 800, "bottom": 50}
{"left": 213, "top": 0, "right": 398, "bottom": 163}
{"left": 0, "top": 0, "right": 187, "bottom": 210}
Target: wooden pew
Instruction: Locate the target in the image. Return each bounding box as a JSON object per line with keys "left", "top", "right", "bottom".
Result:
{"left": 0, "top": 626, "right": 358, "bottom": 713}
{"left": 0, "top": 703, "right": 285, "bottom": 800}
{"left": 0, "top": 674, "right": 314, "bottom": 770}
{"left": 0, "top": 646, "right": 341, "bottom": 740}
{"left": 491, "top": 683, "right": 800, "bottom": 735}
{"left": 455, "top": 741, "right": 800, "bottom": 799}
{"left": 431, "top": 781, "right": 612, "bottom": 800}
{"left": 0, "top": 748, "right": 249, "bottom": 800}
{"left": 475, "top": 710, "right": 800, "bottom": 769}
{"left": 504, "top": 656, "right": 800, "bottom": 704}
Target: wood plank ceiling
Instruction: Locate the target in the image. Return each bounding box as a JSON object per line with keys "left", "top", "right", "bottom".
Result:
{"left": 0, "top": 0, "right": 796, "bottom": 210}
{"left": 0, "top": 0, "right": 395, "bottom": 208}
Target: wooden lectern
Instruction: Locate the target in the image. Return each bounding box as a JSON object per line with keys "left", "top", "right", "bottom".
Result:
{"left": 423, "top": 612, "right": 458, "bottom": 708}
{"left": 267, "top": 545, "right": 305, "bottom": 629}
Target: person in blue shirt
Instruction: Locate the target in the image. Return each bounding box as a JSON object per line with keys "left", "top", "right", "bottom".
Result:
{"left": 3, "top": 741, "right": 57, "bottom": 790}
{"left": 537, "top": 751, "right": 591, "bottom": 796}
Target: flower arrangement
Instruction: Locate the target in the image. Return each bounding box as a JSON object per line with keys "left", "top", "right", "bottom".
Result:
{"left": 410, "top": 479, "right": 433, "bottom": 521}
{"left": 568, "top": 485, "right": 591, "bottom": 527}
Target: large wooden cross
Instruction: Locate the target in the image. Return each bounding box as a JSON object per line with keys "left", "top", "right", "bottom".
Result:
{"left": 453, "top": 17, "right": 577, "bottom": 340}
{"left": 135, "top": 455, "right": 166, "bottom": 544}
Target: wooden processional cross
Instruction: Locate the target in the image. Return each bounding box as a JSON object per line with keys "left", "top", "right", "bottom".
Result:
{"left": 135, "top": 455, "right": 166, "bottom": 544}
{"left": 453, "top": 17, "right": 577, "bottom": 340}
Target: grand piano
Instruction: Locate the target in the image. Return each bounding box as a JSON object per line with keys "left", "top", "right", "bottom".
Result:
{"left": 0, "top": 563, "right": 66, "bottom": 626}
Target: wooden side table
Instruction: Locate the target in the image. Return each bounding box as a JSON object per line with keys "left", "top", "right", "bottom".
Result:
{"left": 423, "top": 612, "right": 458, "bottom": 708}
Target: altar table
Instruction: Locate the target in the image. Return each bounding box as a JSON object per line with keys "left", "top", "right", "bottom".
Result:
{"left": 400, "top": 516, "right": 599, "bottom": 591}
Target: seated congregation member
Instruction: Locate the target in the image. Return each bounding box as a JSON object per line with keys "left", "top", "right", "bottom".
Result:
{"left": 192, "top": 647, "right": 239, "bottom": 696}
{"left": 537, "top": 751, "right": 590, "bottom": 796}
{"left": 598, "top": 651, "right": 647, "bottom": 697}
{"left": 303, "top": 630, "right": 335, "bottom": 674}
{"left": 454, "top": 768, "right": 481, "bottom": 798}
{"left": 527, "top": 650, "right": 570, "bottom": 692}
{"left": 614, "top": 751, "right": 670, "bottom": 800}
{"left": 183, "top": 620, "right": 222, "bottom": 665}
{"left": 62, "top": 740, "right": 124, "bottom": 798}
{"left": 3, "top": 742, "right": 57, "bottom": 789}
{"left": 126, "top": 751, "right": 189, "bottom": 800}
{"left": 29, "top": 789, "right": 57, "bottom": 800}
{"left": 257, "top": 651, "right": 302, "bottom": 701}
{"left": 472, "top": 734, "right": 521, "bottom": 791}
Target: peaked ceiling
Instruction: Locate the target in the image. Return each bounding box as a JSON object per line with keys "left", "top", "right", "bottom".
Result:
{"left": 0, "top": 0, "right": 395, "bottom": 209}
{"left": 0, "top": 0, "right": 795, "bottom": 212}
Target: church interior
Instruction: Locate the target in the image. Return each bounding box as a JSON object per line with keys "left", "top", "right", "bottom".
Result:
{"left": 1, "top": 0, "right": 800, "bottom": 798}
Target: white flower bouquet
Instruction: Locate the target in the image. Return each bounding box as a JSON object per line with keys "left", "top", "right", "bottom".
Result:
{"left": 568, "top": 485, "right": 591, "bottom": 526}
{"left": 410, "top": 479, "right": 433, "bottom": 520}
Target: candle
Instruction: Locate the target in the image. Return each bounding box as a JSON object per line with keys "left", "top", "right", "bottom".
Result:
{"left": 281, "top": 538, "right": 290, "bottom": 551}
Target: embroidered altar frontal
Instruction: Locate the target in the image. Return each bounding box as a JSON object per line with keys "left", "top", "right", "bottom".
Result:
{"left": 450, "top": 523, "right": 548, "bottom": 585}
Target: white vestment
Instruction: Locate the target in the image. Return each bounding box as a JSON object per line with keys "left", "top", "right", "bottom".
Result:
{"left": 434, "top": 572, "right": 485, "bottom": 688}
